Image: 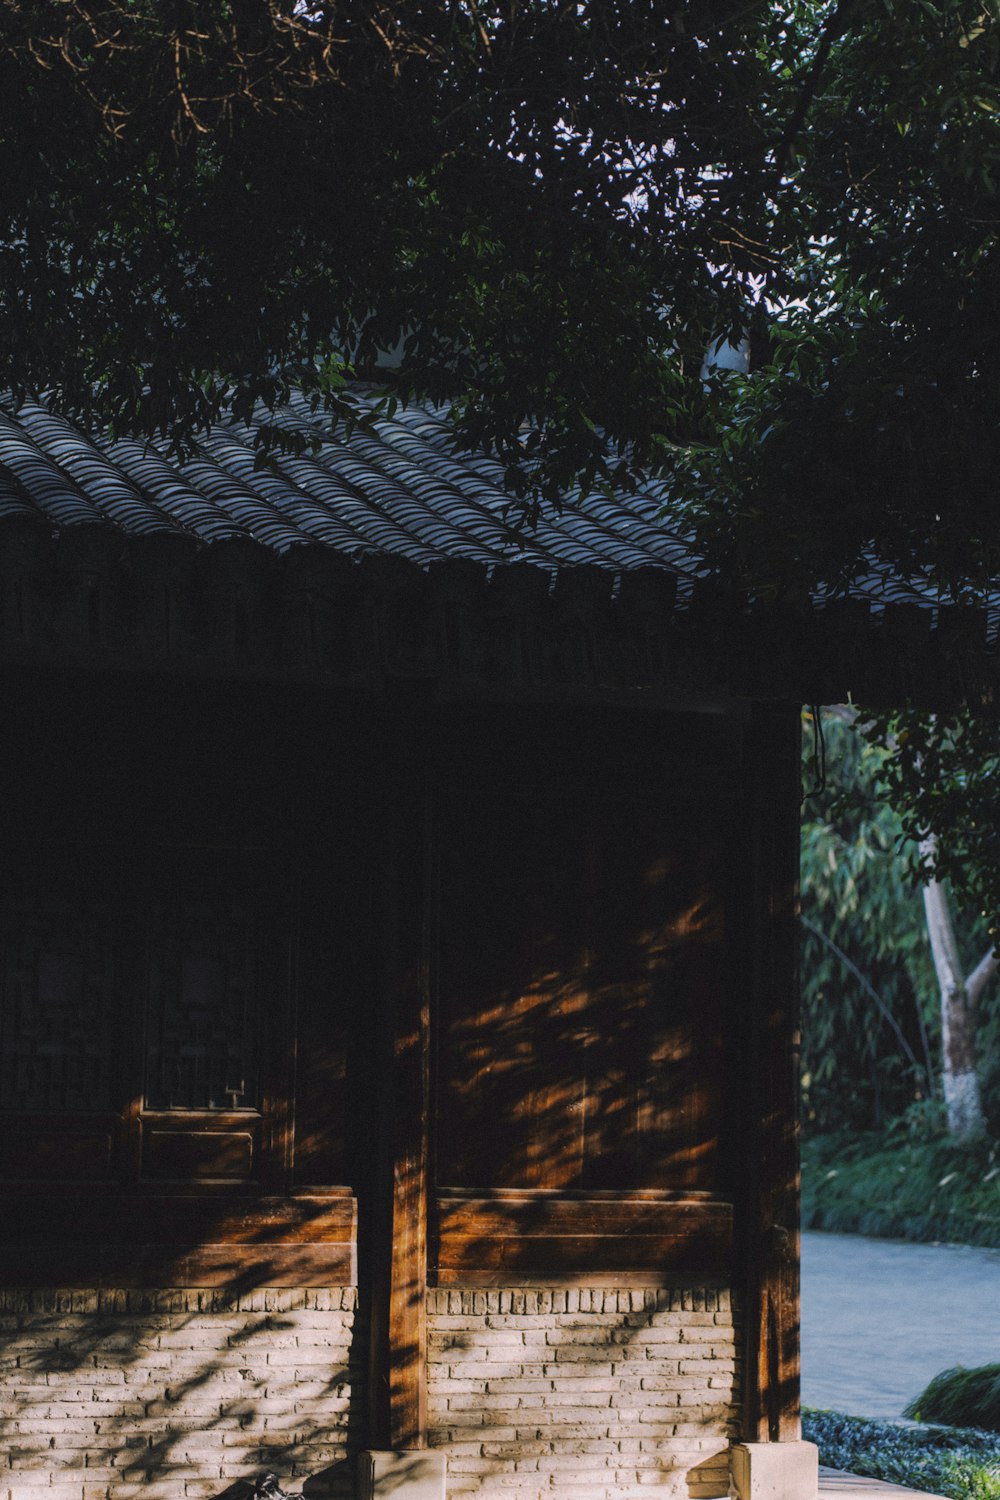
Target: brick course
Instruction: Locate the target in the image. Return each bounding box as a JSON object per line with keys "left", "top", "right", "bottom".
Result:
{"left": 0, "top": 1288, "right": 362, "bottom": 1500}
{"left": 427, "top": 1287, "right": 740, "bottom": 1500}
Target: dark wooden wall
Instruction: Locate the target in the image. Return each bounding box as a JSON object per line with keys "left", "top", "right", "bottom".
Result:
{"left": 0, "top": 668, "right": 371, "bottom": 1287}
{"left": 429, "top": 704, "right": 741, "bottom": 1286}
{"left": 0, "top": 670, "right": 801, "bottom": 1449}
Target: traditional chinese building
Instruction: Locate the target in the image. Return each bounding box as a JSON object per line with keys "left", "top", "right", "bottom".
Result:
{"left": 0, "top": 393, "right": 993, "bottom": 1500}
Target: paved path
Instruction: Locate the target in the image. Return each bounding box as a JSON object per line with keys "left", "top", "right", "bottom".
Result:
{"left": 801, "top": 1229, "right": 1000, "bottom": 1420}
{"left": 820, "top": 1466, "right": 945, "bottom": 1500}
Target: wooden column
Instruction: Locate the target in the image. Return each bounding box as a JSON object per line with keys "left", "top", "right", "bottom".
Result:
{"left": 367, "top": 690, "right": 432, "bottom": 1451}
{"left": 386, "top": 928, "right": 431, "bottom": 1448}
{"left": 741, "top": 701, "right": 802, "bottom": 1443}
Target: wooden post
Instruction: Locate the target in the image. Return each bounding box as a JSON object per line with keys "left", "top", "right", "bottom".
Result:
{"left": 387, "top": 938, "right": 431, "bottom": 1449}
{"left": 741, "top": 701, "right": 802, "bottom": 1443}
{"left": 367, "top": 690, "right": 432, "bottom": 1452}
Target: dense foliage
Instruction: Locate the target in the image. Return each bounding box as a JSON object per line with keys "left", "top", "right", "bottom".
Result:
{"left": 801, "top": 1132, "right": 1000, "bottom": 1247}
{"left": 906, "top": 1368, "right": 1000, "bottom": 1435}
{"left": 0, "top": 0, "right": 784, "bottom": 500}
{"left": 801, "top": 714, "right": 931, "bottom": 1132}
{"left": 803, "top": 1409, "right": 1000, "bottom": 1500}
{"left": 2, "top": 1, "right": 1000, "bottom": 592}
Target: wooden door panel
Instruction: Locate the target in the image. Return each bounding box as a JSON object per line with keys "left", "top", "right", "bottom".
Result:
{"left": 435, "top": 722, "right": 731, "bottom": 1200}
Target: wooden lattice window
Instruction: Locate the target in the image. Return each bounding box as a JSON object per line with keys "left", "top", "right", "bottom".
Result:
{"left": 0, "top": 853, "right": 288, "bottom": 1186}
{"left": 144, "top": 908, "right": 260, "bottom": 1112}
{"left": 0, "top": 912, "right": 121, "bottom": 1115}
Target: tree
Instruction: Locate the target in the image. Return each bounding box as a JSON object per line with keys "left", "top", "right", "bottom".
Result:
{"left": 678, "top": 0, "right": 1000, "bottom": 602}
{"left": 2, "top": 0, "right": 999, "bottom": 592}
{"left": 920, "top": 836, "right": 994, "bottom": 1140}
{"left": 800, "top": 712, "right": 939, "bottom": 1135}
{"left": 802, "top": 709, "right": 1000, "bottom": 1142}
{"left": 0, "top": 0, "right": 785, "bottom": 502}
{"left": 867, "top": 710, "right": 1000, "bottom": 1140}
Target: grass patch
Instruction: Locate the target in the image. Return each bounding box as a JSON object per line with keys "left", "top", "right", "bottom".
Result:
{"left": 802, "top": 1132, "right": 1000, "bottom": 1247}
{"left": 804, "top": 1408, "right": 1000, "bottom": 1500}
{"left": 905, "top": 1368, "right": 1000, "bottom": 1435}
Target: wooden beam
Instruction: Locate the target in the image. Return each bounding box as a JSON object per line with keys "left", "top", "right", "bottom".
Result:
{"left": 0, "top": 1190, "right": 357, "bottom": 1287}
{"left": 432, "top": 1194, "right": 734, "bottom": 1282}
{"left": 740, "top": 702, "right": 802, "bottom": 1443}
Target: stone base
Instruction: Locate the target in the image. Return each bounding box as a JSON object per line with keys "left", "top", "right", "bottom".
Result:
{"left": 731, "top": 1442, "right": 819, "bottom": 1500}
{"left": 358, "top": 1450, "right": 447, "bottom": 1500}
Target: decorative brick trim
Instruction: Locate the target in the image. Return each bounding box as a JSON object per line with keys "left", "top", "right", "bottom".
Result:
{"left": 427, "top": 1288, "right": 732, "bottom": 1316}
{"left": 0, "top": 1288, "right": 358, "bottom": 1315}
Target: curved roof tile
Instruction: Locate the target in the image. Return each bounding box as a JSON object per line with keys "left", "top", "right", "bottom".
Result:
{"left": 0, "top": 411, "right": 107, "bottom": 528}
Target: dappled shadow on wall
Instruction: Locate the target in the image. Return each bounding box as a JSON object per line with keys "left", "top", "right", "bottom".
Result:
{"left": 436, "top": 814, "right": 729, "bottom": 1197}
{"left": 432, "top": 776, "right": 737, "bottom": 1287}
{"left": 0, "top": 1277, "right": 365, "bottom": 1498}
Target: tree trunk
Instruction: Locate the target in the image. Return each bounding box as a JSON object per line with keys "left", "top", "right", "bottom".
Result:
{"left": 920, "top": 838, "right": 990, "bottom": 1141}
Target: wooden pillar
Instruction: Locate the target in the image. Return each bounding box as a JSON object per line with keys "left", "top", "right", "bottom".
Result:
{"left": 741, "top": 701, "right": 802, "bottom": 1443}
{"left": 367, "top": 690, "right": 432, "bottom": 1452}
{"left": 386, "top": 918, "right": 431, "bottom": 1449}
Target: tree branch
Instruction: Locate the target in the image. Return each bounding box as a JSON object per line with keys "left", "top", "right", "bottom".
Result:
{"left": 967, "top": 946, "right": 998, "bottom": 1011}
{"left": 774, "top": 0, "right": 857, "bottom": 173}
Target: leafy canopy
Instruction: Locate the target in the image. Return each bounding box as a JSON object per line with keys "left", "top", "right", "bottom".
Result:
{"left": 2, "top": 0, "right": 999, "bottom": 590}
{"left": 0, "top": 0, "right": 780, "bottom": 494}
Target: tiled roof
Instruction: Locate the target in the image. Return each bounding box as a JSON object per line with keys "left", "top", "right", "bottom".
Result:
{"left": 3, "top": 389, "right": 995, "bottom": 637}
{"left": 1, "top": 389, "right": 998, "bottom": 709}
{"left": 2, "top": 390, "right": 996, "bottom": 626}
{"left": 0, "top": 392, "right": 704, "bottom": 585}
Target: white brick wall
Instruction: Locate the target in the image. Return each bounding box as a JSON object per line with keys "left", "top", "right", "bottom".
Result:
{"left": 0, "top": 1288, "right": 362, "bottom": 1500}
{"left": 0, "top": 1284, "right": 740, "bottom": 1500}
{"left": 427, "top": 1287, "right": 740, "bottom": 1500}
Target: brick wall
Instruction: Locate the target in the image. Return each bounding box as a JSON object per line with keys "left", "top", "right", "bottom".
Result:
{"left": 0, "top": 1288, "right": 362, "bottom": 1500}
{"left": 1, "top": 1283, "right": 739, "bottom": 1500}
{"left": 427, "top": 1287, "right": 740, "bottom": 1500}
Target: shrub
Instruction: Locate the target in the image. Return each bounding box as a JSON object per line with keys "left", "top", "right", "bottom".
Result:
{"left": 801, "top": 1132, "right": 1000, "bottom": 1248}
{"left": 803, "top": 1407, "right": 1000, "bottom": 1500}
{"left": 906, "top": 1368, "right": 1000, "bottom": 1435}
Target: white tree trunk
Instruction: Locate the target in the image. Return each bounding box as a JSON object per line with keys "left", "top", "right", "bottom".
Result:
{"left": 920, "top": 837, "right": 991, "bottom": 1141}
